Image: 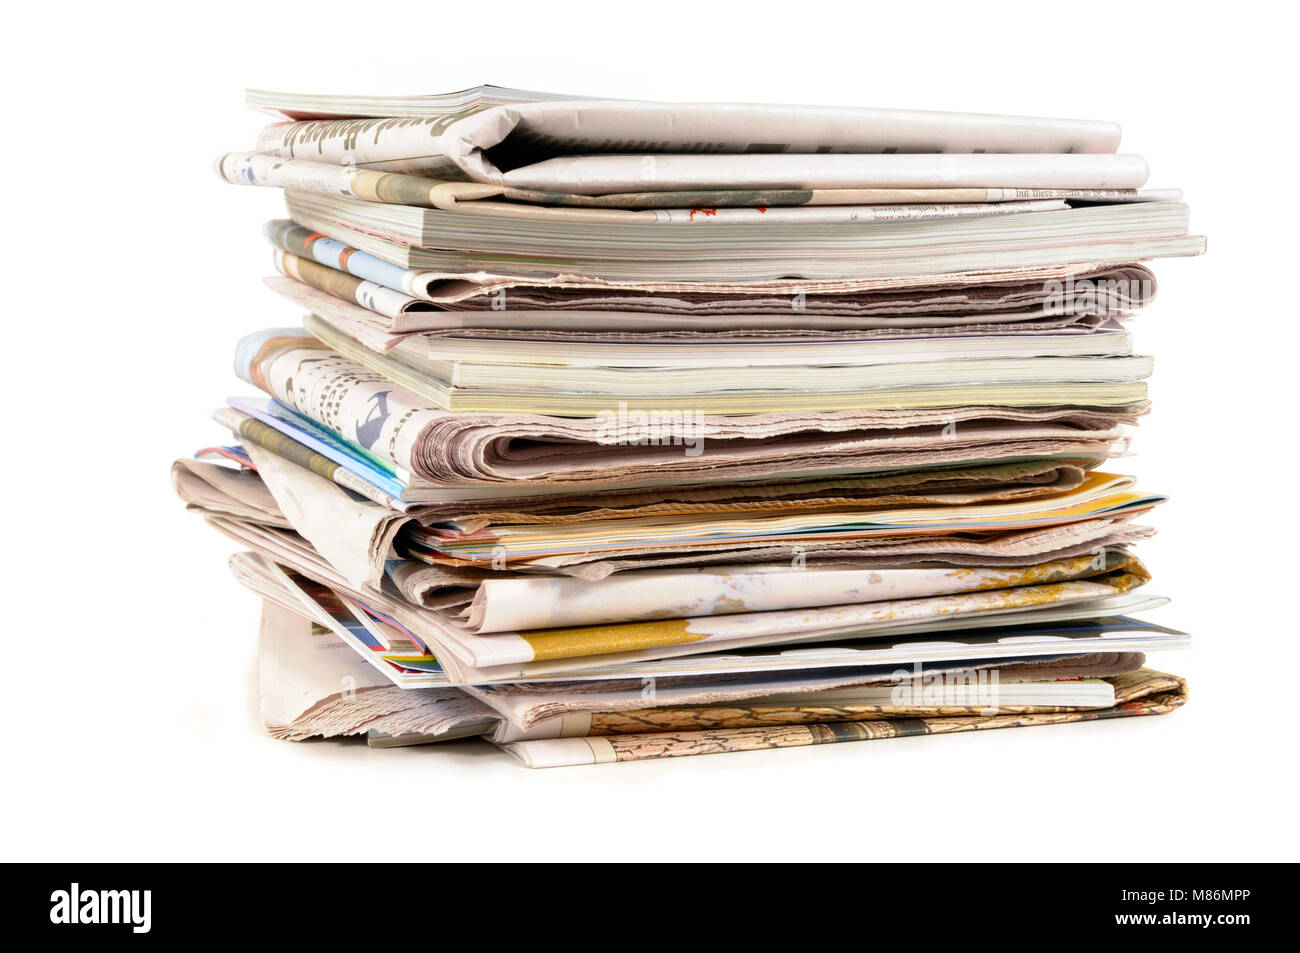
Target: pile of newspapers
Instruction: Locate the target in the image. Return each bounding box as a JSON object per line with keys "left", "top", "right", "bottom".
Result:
{"left": 174, "top": 85, "right": 1204, "bottom": 767}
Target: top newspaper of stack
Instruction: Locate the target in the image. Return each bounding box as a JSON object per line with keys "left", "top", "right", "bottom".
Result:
{"left": 220, "top": 87, "right": 1203, "bottom": 281}
{"left": 245, "top": 84, "right": 606, "bottom": 120}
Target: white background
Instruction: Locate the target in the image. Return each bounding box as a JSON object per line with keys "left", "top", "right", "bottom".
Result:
{"left": 3, "top": 1, "right": 1296, "bottom": 861}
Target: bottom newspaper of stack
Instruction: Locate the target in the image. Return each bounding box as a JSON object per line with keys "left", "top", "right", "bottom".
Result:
{"left": 259, "top": 593, "right": 1186, "bottom": 767}
{"left": 173, "top": 419, "right": 1189, "bottom": 767}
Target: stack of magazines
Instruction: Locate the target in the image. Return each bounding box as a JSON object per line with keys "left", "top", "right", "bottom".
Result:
{"left": 174, "top": 85, "right": 1203, "bottom": 767}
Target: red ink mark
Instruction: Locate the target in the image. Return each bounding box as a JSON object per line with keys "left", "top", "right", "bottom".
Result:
{"left": 689, "top": 208, "right": 718, "bottom": 221}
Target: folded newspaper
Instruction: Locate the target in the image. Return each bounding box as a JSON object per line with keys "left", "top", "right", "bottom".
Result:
{"left": 175, "top": 84, "right": 1201, "bottom": 765}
